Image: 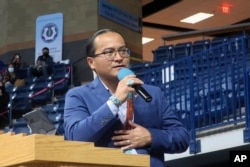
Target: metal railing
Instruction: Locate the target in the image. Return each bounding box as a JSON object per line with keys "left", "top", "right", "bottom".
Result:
{"left": 136, "top": 36, "right": 250, "bottom": 154}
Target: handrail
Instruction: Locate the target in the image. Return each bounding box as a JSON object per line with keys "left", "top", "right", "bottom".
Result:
{"left": 162, "top": 22, "right": 250, "bottom": 42}
{"left": 0, "top": 110, "right": 8, "bottom": 116}
{"left": 138, "top": 36, "right": 250, "bottom": 153}
{"left": 29, "top": 87, "right": 50, "bottom": 99}
{"left": 29, "top": 77, "right": 67, "bottom": 99}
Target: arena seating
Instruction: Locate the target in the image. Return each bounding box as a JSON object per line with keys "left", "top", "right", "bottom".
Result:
{"left": 3, "top": 62, "right": 71, "bottom": 133}
{"left": 141, "top": 35, "right": 249, "bottom": 132}
{"left": 153, "top": 45, "right": 174, "bottom": 63}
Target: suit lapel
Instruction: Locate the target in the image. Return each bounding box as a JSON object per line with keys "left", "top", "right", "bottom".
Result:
{"left": 89, "top": 77, "right": 111, "bottom": 104}
{"left": 133, "top": 95, "right": 146, "bottom": 124}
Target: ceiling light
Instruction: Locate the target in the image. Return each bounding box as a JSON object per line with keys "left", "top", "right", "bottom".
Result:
{"left": 142, "top": 37, "right": 154, "bottom": 44}
{"left": 180, "top": 12, "right": 214, "bottom": 24}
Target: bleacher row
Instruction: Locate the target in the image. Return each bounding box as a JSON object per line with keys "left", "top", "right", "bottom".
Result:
{"left": 2, "top": 63, "right": 71, "bottom": 134}
{"left": 131, "top": 35, "right": 250, "bottom": 134}
{"left": 153, "top": 35, "right": 250, "bottom": 63}
{"left": 130, "top": 35, "right": 250, "bottom": 74}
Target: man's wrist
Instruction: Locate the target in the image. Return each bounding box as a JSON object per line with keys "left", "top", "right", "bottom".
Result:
{"left": 109, "top": 95, "right": 121, "bottom": 107}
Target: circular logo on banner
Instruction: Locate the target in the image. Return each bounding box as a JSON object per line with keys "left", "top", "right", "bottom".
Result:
{"left": 41, "top": 23, "right": 58, "bottom": 43}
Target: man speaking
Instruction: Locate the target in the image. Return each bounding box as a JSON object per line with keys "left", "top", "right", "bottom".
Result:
{"left": 63, "top": 29, "right": 190, "bottom": 167}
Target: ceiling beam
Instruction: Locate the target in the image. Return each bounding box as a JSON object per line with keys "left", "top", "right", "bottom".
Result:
{"left": 142, "top": 0, "right": 182, "bottom": 18}
{"left": 233, "top": 18, "right": 250, "bottom": 25}
{"left": 161, "top": 22, "right": 250, "bottom": 41}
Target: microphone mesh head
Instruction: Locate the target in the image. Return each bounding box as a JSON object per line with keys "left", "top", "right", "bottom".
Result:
{"left": 117, "top": 68, "right": 134, "bottom": 80}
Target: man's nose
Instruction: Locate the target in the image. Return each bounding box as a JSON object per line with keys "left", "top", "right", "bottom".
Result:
{"left": 113, "top": 51, "right": 123, "bottom": 60}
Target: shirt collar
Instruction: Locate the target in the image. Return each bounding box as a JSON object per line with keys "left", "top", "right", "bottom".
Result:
{"left": 98, "top": 77, "right": 111, "bottom": 93}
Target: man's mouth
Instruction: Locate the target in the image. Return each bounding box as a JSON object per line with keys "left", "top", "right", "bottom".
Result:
{"left": 113, "top": 65, "right": 125, "bottom": 68}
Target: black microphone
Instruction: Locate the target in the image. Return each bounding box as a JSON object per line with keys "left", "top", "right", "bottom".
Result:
{"left": 117, "top": 68, "right": 152, "bottom": 102}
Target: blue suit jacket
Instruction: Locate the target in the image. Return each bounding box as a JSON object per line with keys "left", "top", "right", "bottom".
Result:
{"left": 64, "top": 77, "right": 190, "bottom": 167}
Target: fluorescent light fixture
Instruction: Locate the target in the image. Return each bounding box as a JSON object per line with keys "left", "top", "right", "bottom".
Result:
{"left": 180, "top": 12, "right": 214, "bottom": 24}
{"left": 142, "top": 37, "right": 154, "bottom": 44}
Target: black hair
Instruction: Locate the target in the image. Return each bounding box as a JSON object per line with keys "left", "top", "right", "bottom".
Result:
{"left": 85, "top": 29, "right": 121, "bottom": 57}
{"left": 11, "top": 53, "right": 21, "bottom": 60}
{"left": 42, "top": 47, "right": 49, "bottom": 51}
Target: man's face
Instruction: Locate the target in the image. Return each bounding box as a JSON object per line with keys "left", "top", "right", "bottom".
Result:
{"left": 87, "top": 32, "right": 130, "bottom": 80}
{"left": 43, "top": 49, "right": 49, "bottom": 55}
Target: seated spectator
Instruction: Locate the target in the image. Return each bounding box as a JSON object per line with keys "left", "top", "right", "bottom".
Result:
{"left": 2, "top": 64, "right": 25, "bottom": 93}
{"left": 0, "top": 81, "right": 10, "bottom": 126}
{"left": 0, "top": 59, "right": 7, "bottom": 81}
{"left": 10, "top": 53, "right": 30, "bottom": 79}
{"left": 32, "top": 47, "right": 54, "bottom": 77}
{"left": 3, "top": 64, "right": 17, "bottom": 92}
{"left": 10, "top": 53, "right": 23, "bottom": 70}
{"left": 31, "top": 59, "right": 44, "bottom": 78}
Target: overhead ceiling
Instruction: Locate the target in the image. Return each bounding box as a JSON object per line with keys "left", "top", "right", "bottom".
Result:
{"left": 142, "top": 0, "right": 250, "bottom": 62}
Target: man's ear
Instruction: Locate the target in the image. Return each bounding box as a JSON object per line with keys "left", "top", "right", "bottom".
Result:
{"left": 87, "top": 57, "right": 95, "bottom": 70}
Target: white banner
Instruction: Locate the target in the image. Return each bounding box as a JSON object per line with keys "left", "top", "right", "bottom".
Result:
{"left": 35, "top": 13, "right": 63, "bottom": 63}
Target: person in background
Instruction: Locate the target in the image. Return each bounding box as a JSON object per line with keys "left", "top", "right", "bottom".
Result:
{"left": 63, "top": 29, "right": 190, "bottom": 167}
{"left": 10, "top": 53, "right": 23, "bottom": 70}
{"left": 3, "top": 64, "right": 18, "bottom": 92}
{"left": 32, "top": 47, "right": 54, "bottom": 77}
{"left": 0, "top": 59, "right": 7, "bottom": 82}
{"left": 10, "top": 53, "right": 30, "bottom": 79}
{"left": 0, "top": 81, "right": 9, "bottom": 128}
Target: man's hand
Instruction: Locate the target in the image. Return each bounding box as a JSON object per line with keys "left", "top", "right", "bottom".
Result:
{"left": 114, "top": 75, "right": 144, "bottom": 104}
{"left": 112, "top": 121, "right": 152, "bottom": 151}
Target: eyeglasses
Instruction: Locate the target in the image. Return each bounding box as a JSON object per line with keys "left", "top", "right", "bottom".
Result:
{"left": 92, "top": 47, "right": 130, "bottom": 61}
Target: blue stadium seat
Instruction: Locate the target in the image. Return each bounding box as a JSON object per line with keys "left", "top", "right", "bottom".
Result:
{"left": 10, "top": 117, "right": 31, "bottom": 134}
{"left": 29, "top": 78, "right": 53, "bottom": 105}
{"left": 246, "top": 35, "right": 250, "bottom": 53}
{"left": 11, "top": 124, "right": 30, "bottom": 134}
{"left": 130, "top": 62, "right": 150, "bottom": 74}
{"left": 40, "top": 95, "right": 65, "bottom": 135}
{"left": 11, "top": 84, "right": 32, "bottom": 94}
{"left": 202, "top": 88, "right": 229, "bottom": 124}
{"left": 153, "top": 45, "right": 174, "bottom": 63}
{"left": 176, "top": 99, "right": 206, "bottom": 129}
{"left": 52, "top": 63, "right": 69, "bottom": 80}
{"left": 47, "top": 111, "right": 64, "bottom": 135}
{"left": 211, "top": 37, "right": 228, "bottom": 55}
{"left": 53, "top": 97, "right": 65, "bottom": 113}
{"left": 41, "top": 104, "right": 56, "bottom": 113}
{"left": 174, "top": 42, "right": 192, "bottom": 59}
{"left": 9, "top": 86, "right": 33, "bottom": 120}
{"left": 47, "top": 112, "right": 62, "bottom": 123}
{"left": 228, "top": 35, "right": 244, "bottom": 52}
{"left": 192, "top": 39, "right": 210, "bottom": 54}
{"left": 174, "top": 59, "right": 191, "bottom": 80}
{"left": 52, "top": 63, "right": 70, "bottom": 95}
